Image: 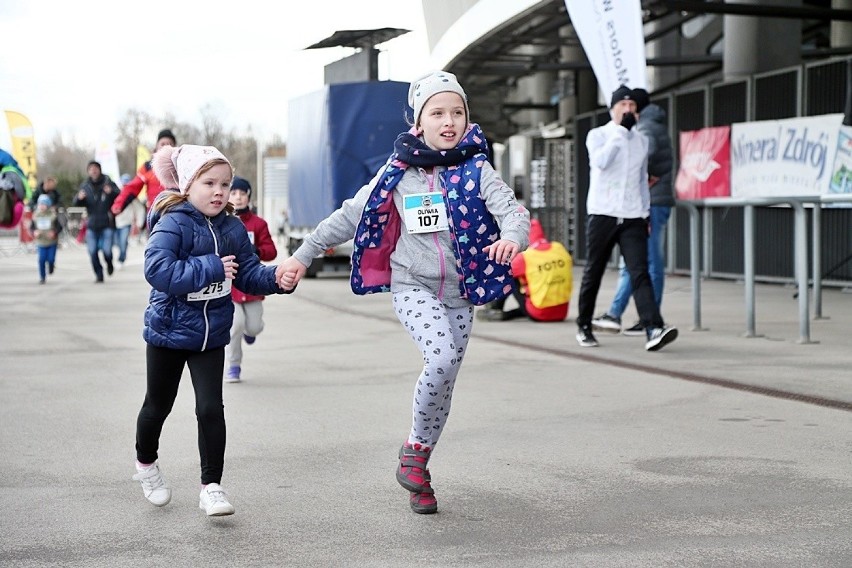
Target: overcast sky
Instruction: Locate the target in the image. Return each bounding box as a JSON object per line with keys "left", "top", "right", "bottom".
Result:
{"left": 1, "top": 0, "right": 431, "bottom": 150}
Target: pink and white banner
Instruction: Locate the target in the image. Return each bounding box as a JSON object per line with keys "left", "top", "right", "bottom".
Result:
{"left": 675, "top": 126, "right": 731, "bottom": 200}
{"left": 564, "top": 0, "right": 647, "bottom": 95}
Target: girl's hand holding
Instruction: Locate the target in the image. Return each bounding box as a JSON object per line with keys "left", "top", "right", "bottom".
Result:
{"left": 221, "top": 255, "right": 239, "bottom": 280}
{"left": 484, "top": 239, "right": 520, "bottom": 265}
{"left": 275, "top": 257, "right": 307, "bottom": 291}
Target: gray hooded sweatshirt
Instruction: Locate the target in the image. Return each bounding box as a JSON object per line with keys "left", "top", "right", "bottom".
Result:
{"left": 293, "top": 161, "right": 530, "bottom": 308}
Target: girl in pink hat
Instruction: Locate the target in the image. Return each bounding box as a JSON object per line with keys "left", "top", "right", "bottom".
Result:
{"left": 132, "top": 144, "right": 291, "bottom": 517}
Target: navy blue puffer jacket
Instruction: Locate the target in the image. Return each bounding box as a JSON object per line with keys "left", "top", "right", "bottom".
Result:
{"left": 636, "top": 103, "right": 675, "bottom": 207}
{"left": 143, "top": 201, "right": 283, "bottom": 351}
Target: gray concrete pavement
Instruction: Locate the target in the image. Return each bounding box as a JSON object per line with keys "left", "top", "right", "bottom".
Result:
{"left": 1, "top": 238, "right": 850, "bottom": 567}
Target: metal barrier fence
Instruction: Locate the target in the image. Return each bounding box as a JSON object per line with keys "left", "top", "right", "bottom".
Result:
{"left": 678, "top": 195, "right": 852, "bottom": 344}
{"left": 668, "top": 56, "right": 852, "bottom": 285}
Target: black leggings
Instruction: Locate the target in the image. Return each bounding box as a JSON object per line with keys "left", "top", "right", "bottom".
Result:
{"left": 136, "top": 344, "right": 226, "bottom": 485}
{"left": 576, "top": 215, "right": 664, "bottom": 330}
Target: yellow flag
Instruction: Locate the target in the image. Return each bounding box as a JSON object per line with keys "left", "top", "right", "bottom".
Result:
{"left": 4, "top": 110, "right": 38, "bottom": 191}
{"left": 135, "top": 144, "right": 152, "bottom": 202}
{"left": 136, "top": 144, "right": 151, "bottom": 170}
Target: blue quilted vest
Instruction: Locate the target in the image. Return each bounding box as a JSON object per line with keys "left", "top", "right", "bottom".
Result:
{"left": 350, "top": 155, "right": 513, "bottom": 306}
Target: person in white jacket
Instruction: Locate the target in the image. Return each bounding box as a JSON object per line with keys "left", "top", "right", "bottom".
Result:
{"left": 575, "top": 85, "right": 677, "bottom": 352}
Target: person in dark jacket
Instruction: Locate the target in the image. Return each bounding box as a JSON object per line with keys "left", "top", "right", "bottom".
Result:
{"left": 73, "top": 161, "right": 119, "bottom": 282}
{"left": 132, "top": 144, "right": 290, "bottom": 518}
{"left": 29, "top": 176, "right": 62, "bottom": 209}
{"left": 592, "top": 88, "right": 676, "bottom": 336}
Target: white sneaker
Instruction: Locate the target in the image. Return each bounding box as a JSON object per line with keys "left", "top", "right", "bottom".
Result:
{"left": 645, "top": 326, "right": 679, "bottom": 352}
{"left": 591, "top": 313, "right": 621, "bottom": 333}
{"left": 132, "top": 462, "right": 171, "bottom": 507}
{"left": 199, "top": 483, "right": 235, "bottom": 516}
{"left": 576, "top": 327, "right": 599, "bottom": 347}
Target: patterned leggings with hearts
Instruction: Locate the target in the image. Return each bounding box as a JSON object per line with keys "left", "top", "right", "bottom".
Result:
{"left": 393, "top": 288, "right": 474, "bottom": 449}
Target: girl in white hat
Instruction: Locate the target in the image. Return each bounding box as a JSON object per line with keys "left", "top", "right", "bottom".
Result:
{"left": 276, "top": 71, "right": 530, "bottom": 514}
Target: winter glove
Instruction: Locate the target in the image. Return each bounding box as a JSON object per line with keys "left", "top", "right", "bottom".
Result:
{"left": 620, "top": 112, "right": 636, "bottom": 131}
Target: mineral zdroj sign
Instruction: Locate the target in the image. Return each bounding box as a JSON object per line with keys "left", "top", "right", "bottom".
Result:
{"left": 731, "top": 114, "right": 844, "bottom": 198}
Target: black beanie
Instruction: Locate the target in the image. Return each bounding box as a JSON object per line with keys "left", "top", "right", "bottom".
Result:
{"left": 610, "top": 85, "right": 634, "bottom": 108}
{"left": 632, "top": 88, "right": 651, "bottom": 112}
{"left": 231, "top": 176, "right": 252, "bottom": 195}
{"left": 157, "top": 129, "right": 176, "bottom": 144}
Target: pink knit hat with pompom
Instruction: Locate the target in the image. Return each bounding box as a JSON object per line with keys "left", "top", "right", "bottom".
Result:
{"left": 152, "top": 144, "right": 231, "bottom": 194}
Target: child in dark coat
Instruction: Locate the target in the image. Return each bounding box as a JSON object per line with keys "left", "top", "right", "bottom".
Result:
{"left": 132, "top": 144, "right": 291, "bottom": 517}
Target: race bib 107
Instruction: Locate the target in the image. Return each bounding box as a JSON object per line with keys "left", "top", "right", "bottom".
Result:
{"left": 403, "top": 192, "right": 449, "bottom": 234}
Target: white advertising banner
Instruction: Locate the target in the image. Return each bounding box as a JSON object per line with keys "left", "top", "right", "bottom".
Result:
{"left": 564, "top": 0, "right": 647, "bottom": 96}
{"left": 730, "top": 114, "right": 844, "bottom": 198}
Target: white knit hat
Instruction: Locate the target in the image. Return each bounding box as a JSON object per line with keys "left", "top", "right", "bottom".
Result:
{"left": 152, "top": 144, "right": 231, "bottom": 194}
{"left": 408, "top": 71, "right": 469, "bottom": 126}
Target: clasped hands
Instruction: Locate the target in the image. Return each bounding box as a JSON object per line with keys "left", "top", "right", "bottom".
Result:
{"left": 267, "top": 239, "right": 519, "bottom": 292}
{"left": 218, "top": 254, "right": 302, "bottom": 291}
{"left": 275, "top": 257, "right": 306, "bottom": 291}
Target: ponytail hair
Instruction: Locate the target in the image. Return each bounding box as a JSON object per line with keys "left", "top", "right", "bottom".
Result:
{"left": 151, "top": 190, "right": 187, "bottom": 215}
{"left": 152, "top": 145, "right": 180, "bottom": 190}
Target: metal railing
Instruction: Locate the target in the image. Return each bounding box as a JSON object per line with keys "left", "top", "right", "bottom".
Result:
{"left": 677, "top": 195, "right": 852, "bottom": 344}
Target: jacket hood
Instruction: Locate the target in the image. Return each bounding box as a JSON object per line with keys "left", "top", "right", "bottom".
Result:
{"left": 640, "top": 103, "right": 666, "bottom": 126}
{"left": 529, "top": 218, "right": 547, "bottom": 245}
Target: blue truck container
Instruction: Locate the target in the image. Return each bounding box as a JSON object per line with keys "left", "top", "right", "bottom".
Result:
{"left": 287, "top": 80, "right": 411, "bottom": 276}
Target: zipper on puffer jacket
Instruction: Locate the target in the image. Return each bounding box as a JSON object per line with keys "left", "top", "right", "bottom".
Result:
{"left": 200, "top": 217, "right": 219, "bottom": 351}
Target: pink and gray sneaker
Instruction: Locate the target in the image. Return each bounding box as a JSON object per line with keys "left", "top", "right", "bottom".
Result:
{"left": 397, "top": 442, "right": 438, "bottom": 514}
{"left": 396, "top": 442, "right": 431, "bottom": 492}
{"left": 409, "top": 481, "right": 438, "bottom": 515}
